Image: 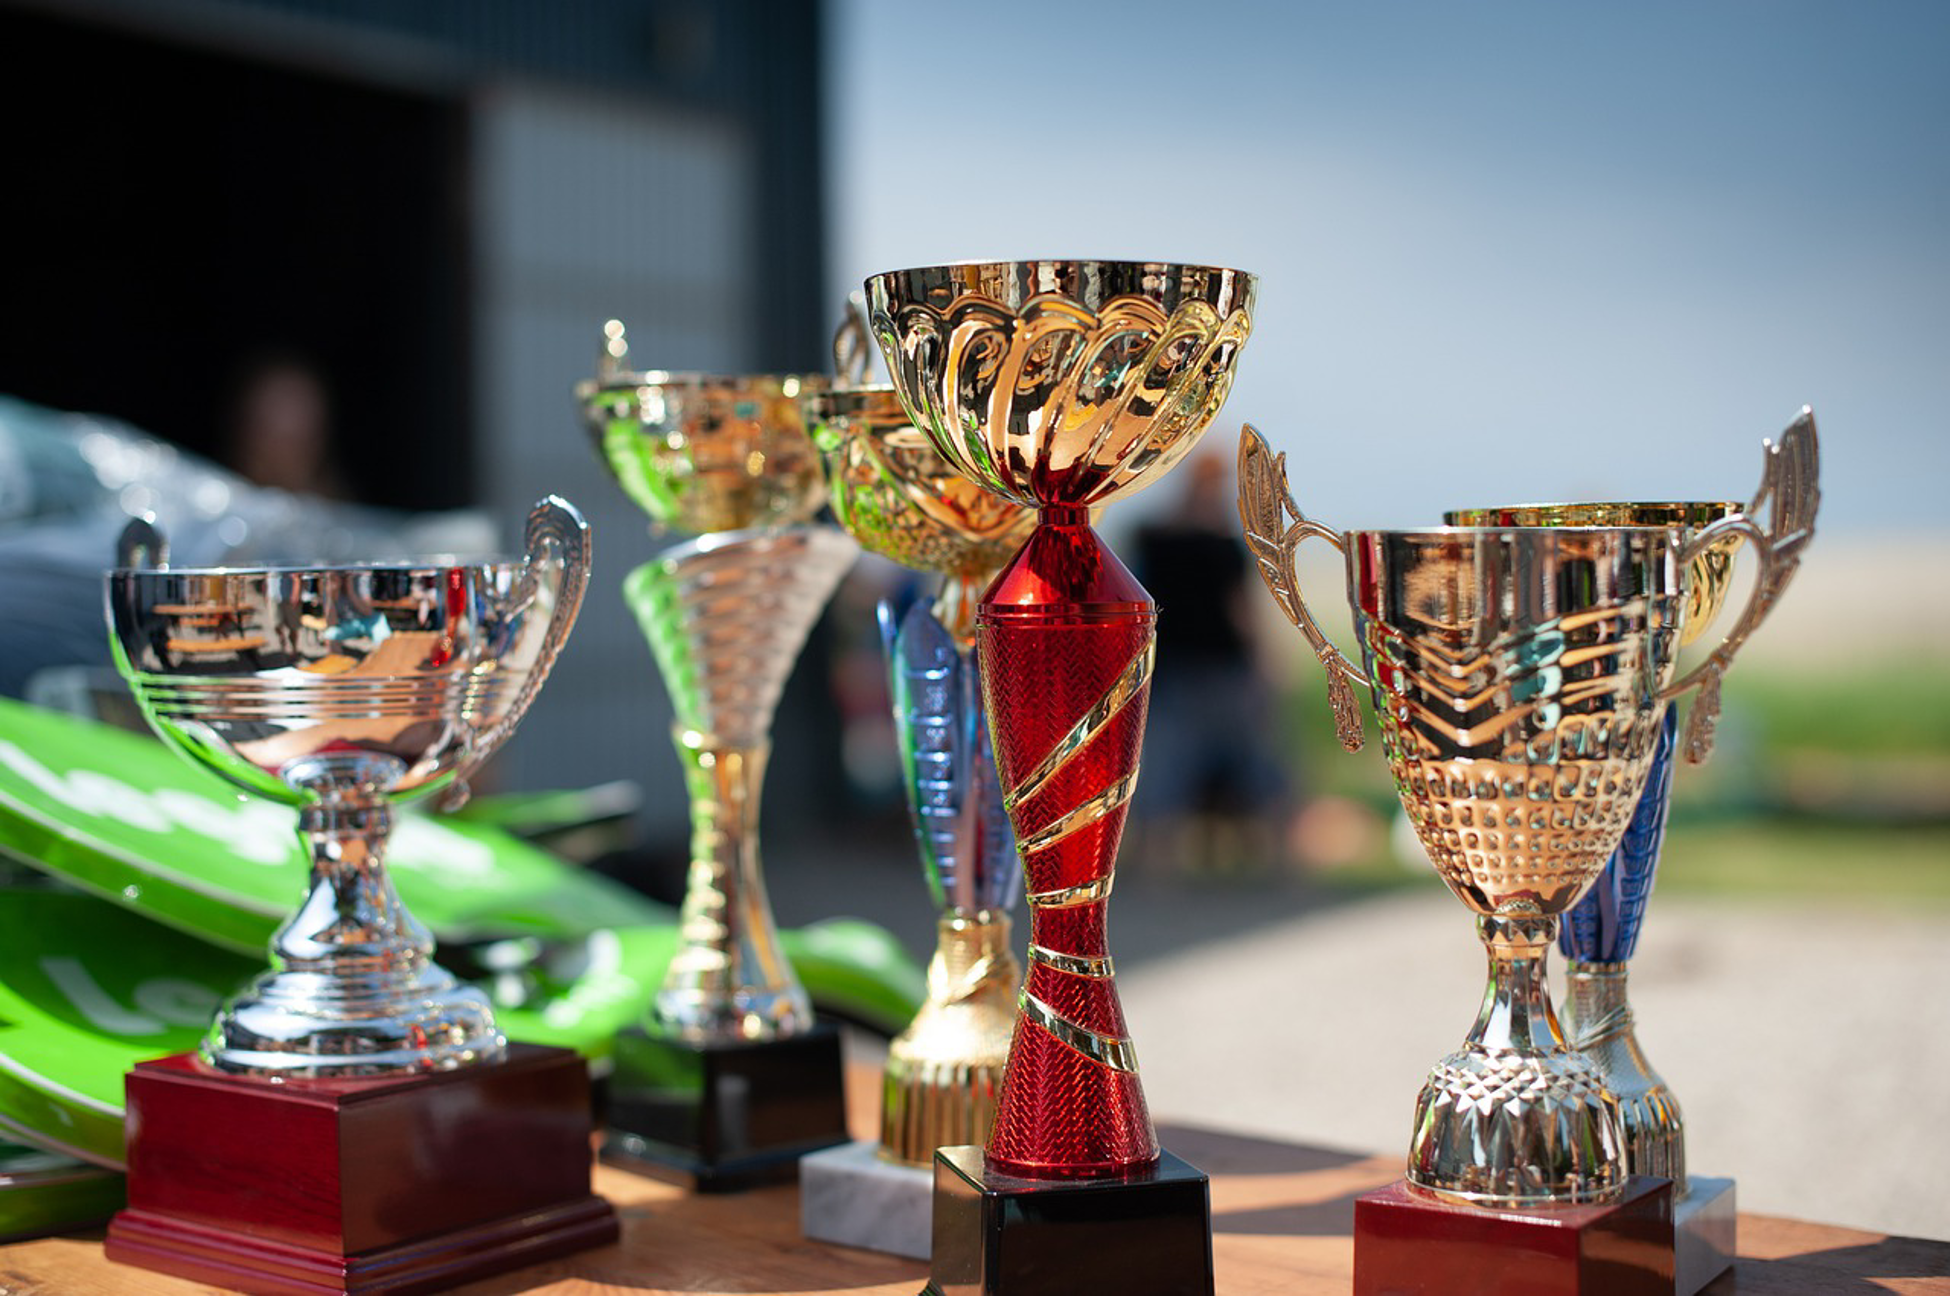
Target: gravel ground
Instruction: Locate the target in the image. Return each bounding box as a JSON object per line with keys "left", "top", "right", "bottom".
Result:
{"left": 1118, "top": 887, "right": 1950, "bottom": 1241}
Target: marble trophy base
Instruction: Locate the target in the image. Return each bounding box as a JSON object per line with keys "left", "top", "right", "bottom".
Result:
{"left": 103, "top": 1045, "right": 618, "bottom": 1295}
{"left": 601, "top": 1021, "right": 849, "bottom": 1193}
{"left": 1352, "top": 1176, "right": 1673, "bottom": 1295}
{"left": 925, "top": 1144, "right": 1213, "bottom": 1295}
{"left": 800, "top": 1139, "right": 933, "bottom": 1259}
{"left": 1674, "top": 1176, "right": 1737, "bottom": 1295}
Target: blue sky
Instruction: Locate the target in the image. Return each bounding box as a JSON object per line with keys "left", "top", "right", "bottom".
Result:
{"left": 827, "top": 0, "right": 1948, "bottom": 535}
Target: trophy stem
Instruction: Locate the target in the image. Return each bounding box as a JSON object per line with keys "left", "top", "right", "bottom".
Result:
{"left": 1567, "top": 961, "right": 1685, "bottom": 1182}
{"left": 205, "top": 754, "right": 503, "bottom": 1077}
{"left": 931, "top": 572, "right": 984, "bottom": 645}
{"left": 654, "top": 728, "right": 811, "bottom": 1043}
{"left": 880, "top": 910, "right": 1020, "bottom": 1164}
{"left": 1465, "top": 914, "right": 1572, "bottom": 1057}
{"left": 1408, "top": 913, "right": 1626, "bottom": 1205}
{"left": 978, "top": 517, "right": 1158, "bottom": 1180}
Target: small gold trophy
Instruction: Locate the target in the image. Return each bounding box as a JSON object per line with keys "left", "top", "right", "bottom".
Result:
{"left": 575, "top": 324, "right": 860, "bottom": 1190}
{"left": 799, "top": 302, "right": 1036, "bottom": 1258}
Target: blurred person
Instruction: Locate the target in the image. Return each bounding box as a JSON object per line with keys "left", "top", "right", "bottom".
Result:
{"left": 223, "top": 350, "right": 349, "bottom": 498}
{"left": 1129, "top": 449, "right": 1290, "bottom": 873}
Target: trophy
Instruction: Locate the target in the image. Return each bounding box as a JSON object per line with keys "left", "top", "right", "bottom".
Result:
{"left": 1238, "top": 418, "right": 1818, "bottom": 1293}
{"left": 1442, "top": 411, "right": 1821, "bottom": 1292}
{"left": 101, "top": 499, "right": 617, "bottom": 1293}
{"left": 575, "top": 323, "right": 860, "bottom": 1190}
{"left": 799, "top": 303, "right": 1034, "bottom": 1259}
{"left": 868, "top": 260, "right": 1255, "bottom": 1294}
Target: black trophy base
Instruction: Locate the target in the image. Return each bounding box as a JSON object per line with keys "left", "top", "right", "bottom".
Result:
{"left": 600, "top": 1021, "right": 849, "bottom": 1193}
{"left": 925, "top": 1144, "right": 1213, "bottom": 1296}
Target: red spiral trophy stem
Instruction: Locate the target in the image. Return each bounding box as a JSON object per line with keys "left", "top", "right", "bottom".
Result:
{"left": 977, "top": 504, "right": 1158, "bottom": 1179}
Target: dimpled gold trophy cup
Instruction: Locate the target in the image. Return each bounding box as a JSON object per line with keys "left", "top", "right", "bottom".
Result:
{"left": 103, "top": 501, "right": 617, "bottom": 1293}
{"left": 576, "top": 324, "right": 859, "bottom": 1190}
{"left": 1239, "top": 417, "right": 1817, "bottom": 1294}
{"left": 870, "top": 260, "right": 1254, "bottom": 1295}
{"left": 799, "top": 302, "right": 1036, "bottom": 1259}
{"left": 1444, "top": 410, "right": 1821, "bottom": 1293}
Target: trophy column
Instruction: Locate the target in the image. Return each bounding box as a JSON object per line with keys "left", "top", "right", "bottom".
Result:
{"left": 1563, "top": 707, "right": 1736, "bottom": 1295}
{"left": 799, "top": 370, "right": 1030, "bottom": 1260}
{"left": 601, "top": 524, "right": 860, "bottom": 1191}
{"left": 928, "top": 511, "right": 1212, "bottom": 1296}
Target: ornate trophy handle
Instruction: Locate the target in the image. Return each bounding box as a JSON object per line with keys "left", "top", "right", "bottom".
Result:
{"left": 1236, "top": 424, "right": 1367, "bottom": 752}
{"left": 833, "top": 291, "right": 875, "bottom": 387}
{"left": 440, "top": 496, "right": 592, "bottom": 810}
{"left": 116, "top": 515, "right": 168, "bottom": 568}
{"left": 1659, "top": 408, "right": 1821, "bottom": 763}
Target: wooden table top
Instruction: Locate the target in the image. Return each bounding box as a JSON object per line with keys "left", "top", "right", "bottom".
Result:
{"left": 3, "top": 1066, "right": 1946, "bottom": 1296}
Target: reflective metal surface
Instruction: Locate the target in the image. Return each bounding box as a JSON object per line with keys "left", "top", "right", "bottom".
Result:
{"left": 623, "top": 526, "right": 859, "bottom": 1043}
{"left": 817, "top": 295, "right": 1031, "bottom": 1163}
{"left": 1239, "top": 424, "right": 1701, "bottom": 1204}
{"left": 1444, "top": 502, "right": 1744, "bottom": 646}
{"left": 867, "top": 260, "right": 1257, "bottom": 1181}
{"left": 880, "top": 911, "right": 1020, "bottom": 1164}
{"left": 1444, "top": 410, "right": 1822, "bottom": 1185}
{"left": 104, "top": 498, "right": 591, "bottom": 1076}
{"left": 866, "top": 260, "right": 1256, "bottom": 508}
{"left": 574, "top": 320, "right": 828, "bottom": 536}
{"left": 809, "top": 386, "right": 1035, "bottom": 624}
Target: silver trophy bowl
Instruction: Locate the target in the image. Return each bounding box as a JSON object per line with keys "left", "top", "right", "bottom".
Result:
{"left": 104, "top": 497, "right": 591, "bottom": 1077}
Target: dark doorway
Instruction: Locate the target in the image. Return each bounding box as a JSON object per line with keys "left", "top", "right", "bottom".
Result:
{"left": 0, "top": 6, "right": 472, "bottom": 510}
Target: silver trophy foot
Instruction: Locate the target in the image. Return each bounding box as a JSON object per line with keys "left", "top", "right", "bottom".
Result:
{"left": 1567, "top": 961, "right": 1685, "bottom": 1181}
{"left": 201, "top": 753, "right": 506, "bottom": 1077}
{"left": 1408, "top": 915, "right": 1627, "bottom": 1205}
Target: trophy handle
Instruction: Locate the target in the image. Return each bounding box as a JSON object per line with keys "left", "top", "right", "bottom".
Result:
{"left": 833, "top": 291, "right": 874, "bottom": 387}
{"left": 115, "top": 515, "right": 168, "bottom": 568}
{"left": 440, "top": 496, "right": 592, "bottom": 810}
{"left": 1236, "top": 424, "right": 1367, "bottom": 753}
{"left": 1658, "top": 408, "right": 1821, "bottom": 763}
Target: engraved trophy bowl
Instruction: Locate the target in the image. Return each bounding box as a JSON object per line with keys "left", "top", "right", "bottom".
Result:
{"left": 807, "top": 362, "right": 1034, "bottom": 1164}
{"left": 868, "top": 260, "right": 1255, "bottom": 1182}
{"left": 575, "top": 319, "right": 828, "bottom": 536}
{"left": 1440, "top": 414, "right": 1822, "bottom": 1186}
{"left": 104, "top": 498, "right": 591, "bottom": 1077}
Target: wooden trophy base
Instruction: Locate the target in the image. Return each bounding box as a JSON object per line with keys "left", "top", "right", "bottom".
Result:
{"left": 1353, "top": 1175, "right": 1673, "bottom": 1295}
{"left": 601, "top": 1021, "right": 850, "bottom": 1193}
{"left": 925, "top": 1144, "right": 1214, "bottom": 1296}
{"left": 104, "top": 1044, "right": 618, "bottom": 1295}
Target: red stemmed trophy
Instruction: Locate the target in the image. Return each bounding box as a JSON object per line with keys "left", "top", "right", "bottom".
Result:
{"left": 868, "top": 260, "right": 1255, "bottom": 1295}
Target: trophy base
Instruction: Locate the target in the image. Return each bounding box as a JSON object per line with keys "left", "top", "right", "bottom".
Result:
{"left": 800, "top": 1139, "right": 932, "bottom": 1259}
{"left": 103, "top": 1044, "right": 618, "bottom": 1295}
{"left": 1352, "top": 1176, "right": 1673, "bottom": 1295}
{"left": 600, "top": 1021, "right": 850, "bottom": 1193}
{"left": 1675, "top": 1176, "right": 1737, "bottom": 1295}
{"left": 924, "top": 1144, "right": 1213, "bottom": 1296}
